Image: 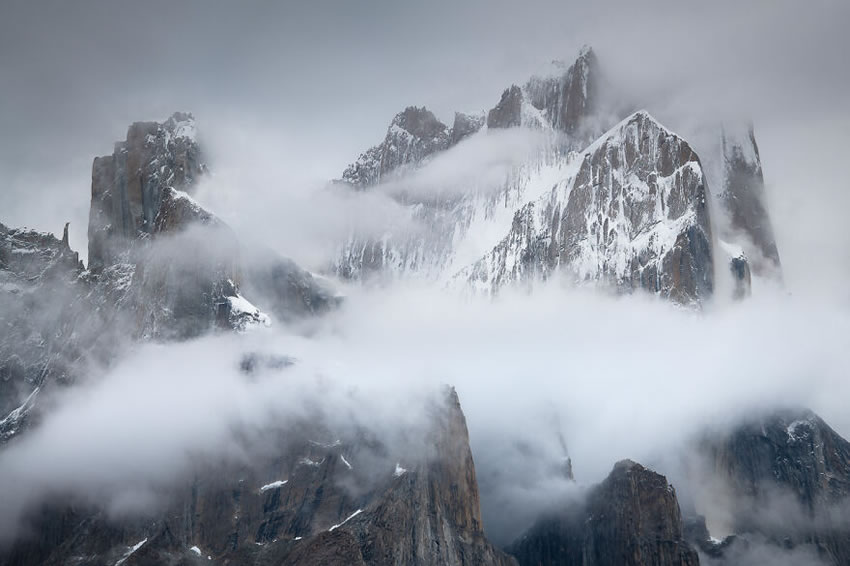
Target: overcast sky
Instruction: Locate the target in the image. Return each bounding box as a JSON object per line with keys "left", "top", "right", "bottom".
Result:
{"left": 1, "top": 0, "right": 849, "bottom": 296}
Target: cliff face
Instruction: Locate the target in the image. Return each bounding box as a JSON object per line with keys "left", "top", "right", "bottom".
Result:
{"left": 717, "top": 124, "right": 782, "bottom": 276}
{"left": 341, "top": 106, "right": 452, "bottom": 188}
{"left": 0, "top": 223, "right": 85, "bottom": 440}
{"left": 88, "top": 112, "right": 206, "bottom": 271}
{"left": 1, "top": 388, "right": 514, "bottom": 566}
{"left": 1, "top": 113, "right": 338, "bottom": 446}
{"left": 84, "top": 114, "right": 335, "bottom": 339}
{"left": 509, "top": 460, "right": 699, "bottom": 566}
{"left": 463, "top": 111, "right": 714, "bottom": 305}
{"left": 523, "top": 46, "right": 598, "bottom": 136}
{"left": 693, "top": 409, "right": 850, "bottom": 564}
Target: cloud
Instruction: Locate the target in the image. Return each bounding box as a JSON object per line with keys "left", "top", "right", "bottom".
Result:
{"left": 2, "top": 277, "right": 849, "bottom": 546}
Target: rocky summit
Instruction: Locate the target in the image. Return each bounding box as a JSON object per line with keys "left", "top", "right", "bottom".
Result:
{"left": 463, "top": 111, "right": 714, "bottom": 304}
{"left": 509, "top": 460, "right": 699, "bottom": 566}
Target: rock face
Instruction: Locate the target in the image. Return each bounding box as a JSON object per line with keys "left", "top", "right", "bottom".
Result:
{"left": 693, "top": 409, "right": 850, "bottom": 564}
{"left": 509, "top": 460, "right": 699, "bottom": 566}
{"left": 1, "top": 113, "right": 337, "bottom": 443}
{"left": 488, "top": 85, "right": 524, "bottom": 129}
{"left": 487, "top": 46, "right": 598, "bottom": 135}
{"left": 341, "top": 106, "right": 452, "bottom": 188}
{"left": 0, "top": 388, "right": 515, "bottom": 566}
{"left": 523, "top": 46, "right": 598, "bottom": 135}
{"left": 450, "top": 111, "right": 485, "bottom": 145}
{"left": 717, "top": 124, "right": 782, "bottom": 276}
{"left": 464, "top": 111, "right": 714, "bottom": 305}
{"left": 88, "top": 112, "right": 206, "bottom": 271}
{"left": 85, "top": 113, "right": 334, "bottom": 338}
{"left": 0, "top": 223, "right": 86, "bottom": 440}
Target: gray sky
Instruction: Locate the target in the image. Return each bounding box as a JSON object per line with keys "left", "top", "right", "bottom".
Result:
{"left": 1, "top": 0, "right": 849, "bottom": 295}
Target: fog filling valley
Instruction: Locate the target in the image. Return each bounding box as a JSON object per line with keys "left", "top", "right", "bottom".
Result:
{"left": 2, "top": 1, "right": 850, "bottom": 563}
{"left": 1, "top": 279, "right": 849, "bottom": 546}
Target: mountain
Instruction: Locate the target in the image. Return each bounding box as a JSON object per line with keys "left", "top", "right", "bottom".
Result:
{"left": 0, "top": 45, "right": 806, "bottom": 566}
{"left": 86, "top": 112, "right": 335, "bottom": 338}
{"left": 0, "top": 388, "right": 515, "bottom": 566}
{"left": 332, "top": 46, "right": 776, "bottom": 305}
{"left": 341, "top": 106, "right": 454, "bottom": 188}
{"left": 687, "top": 409, "right": 850, "bottom": 564}
{"left": 0, "top": 113, "right": 335, "bottom": 442}
{"left": 462, "top": 111, "right": 714, "bottom": 304}
{"left": 509, "top": 460, "right": 699, "bottom": 566}
{"left": 88, "top": 112, "right": 207, "bottom": 271}
{"left": 334, "top": 48, "right": 606, "bottom": 282}
{"left": 0, "top": 115, "right": 514, "bottom": 566}
{"left": 489, "top": 45, "right": 598, "bottom": 137}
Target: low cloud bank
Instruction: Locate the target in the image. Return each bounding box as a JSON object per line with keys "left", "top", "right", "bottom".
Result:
{"left": 1, "top": 279, "right": 848, "bottom": 546}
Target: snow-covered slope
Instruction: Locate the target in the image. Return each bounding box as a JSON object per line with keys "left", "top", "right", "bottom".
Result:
{"left": 461, "top": 111, "right": 714, "bottom": 304}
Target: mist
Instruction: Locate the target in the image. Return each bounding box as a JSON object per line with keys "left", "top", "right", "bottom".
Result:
{"left": 1, "top": 277, "right": 849, "bottom": 544}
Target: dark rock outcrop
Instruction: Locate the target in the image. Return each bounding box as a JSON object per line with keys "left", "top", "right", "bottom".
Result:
{"left": 85, "top": 113, "right": 335, "bottom": 338}
{"left": 487, "top": 85, "right": 524, "bottom": 129}
{"left": 717, "top": 124, "right": 782, "bottom": 276}
{"left": 729, "top": 252, "right": 752, "bottom": 300}
{"left": 524, "top": 46, "right": 598, "bottom": 135}
{"left": 509, "top": 460, "right": 699, "bottom": 566}
{"left": 450, "top": 111, "right": 485, "bottom": 145}
{"left": 88, "top": 112, "right": 206, "bottom": 271}
{"left": 693, "top": 409, "right": 850, "bottom": 564}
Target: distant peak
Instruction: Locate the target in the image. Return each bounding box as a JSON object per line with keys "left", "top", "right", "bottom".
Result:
{"left": 390, "top": 106, "right": 447, "bottom": 139}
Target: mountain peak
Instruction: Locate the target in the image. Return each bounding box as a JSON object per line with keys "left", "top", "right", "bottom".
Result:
{"left": 390, "top": 106, "right": 447, "bottom": 139}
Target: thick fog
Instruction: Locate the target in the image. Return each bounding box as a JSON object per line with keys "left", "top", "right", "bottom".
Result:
{"left": 1, "top": 280, "right": 849, "bottom": 546}
{"left": 1, "top": 0, "right": 850, "bottom": 558}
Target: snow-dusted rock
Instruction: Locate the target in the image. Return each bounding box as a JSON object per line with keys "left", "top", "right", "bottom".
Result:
{"left": 463, "top": 111, "right": 714, "bottom": 305}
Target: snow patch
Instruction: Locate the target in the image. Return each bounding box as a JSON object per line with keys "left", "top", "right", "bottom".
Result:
{"left": 394, "top": 463, "right": 407, "bottom": 477}
{"left": 227, "top": 294, "right": 271, "bottom": 330}
{"left": 329, "top": 509, "right": 363, "bottom": 531}
{"left": 259, "top": 480, "right": 288, "bottom": 492}
{"left": 115, "top": 538, "right": 147, "bottom": 566}
{"left": 340, "top": 454, "right": 353, "bottom": 470}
